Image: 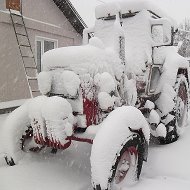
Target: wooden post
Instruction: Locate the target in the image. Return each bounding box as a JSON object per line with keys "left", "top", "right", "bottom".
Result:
{"left": 6, "top": 0, "right": 21, "bottom": 11}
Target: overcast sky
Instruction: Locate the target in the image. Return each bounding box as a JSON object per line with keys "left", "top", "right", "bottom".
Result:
{"left": 70, "top": 0, "right": 190, "bottom": 27}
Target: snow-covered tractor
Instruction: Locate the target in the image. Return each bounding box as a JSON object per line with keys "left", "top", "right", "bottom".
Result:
{"left": 2, "top": 1, "right": 189, "bottom": 190}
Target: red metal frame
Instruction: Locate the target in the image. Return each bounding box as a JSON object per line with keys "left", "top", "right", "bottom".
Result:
{"left": 33, "top": 133, "right": 93, "bottom": 150}
{"left": 67, "top": 136, "right": 93, "bottom": 144}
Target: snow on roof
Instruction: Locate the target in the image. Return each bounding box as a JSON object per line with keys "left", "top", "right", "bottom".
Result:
{"left": 0, "top": 99, "right": 27, "bottom": 110}
{"left": 95, "top": 0, "right": 174, "bottom": 23}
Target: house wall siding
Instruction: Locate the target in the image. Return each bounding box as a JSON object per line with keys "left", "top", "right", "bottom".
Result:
{"left": 0, "top": 0, "right": 83, "bottom": 102}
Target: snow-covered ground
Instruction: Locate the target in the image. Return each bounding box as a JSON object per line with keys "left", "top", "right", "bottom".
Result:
{"left": 0, "top": 113, "right": 190, "bottom": 190}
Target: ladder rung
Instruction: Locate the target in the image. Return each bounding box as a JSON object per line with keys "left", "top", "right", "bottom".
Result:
{"left": 10, "top": 13, "right": 22, "bottom": 17}
{"left": 32, "top": 90, "right": 40, "bottom": 93}
{"left": 22, "top": 55, "right": 34, "bottom": 58}
{"left": 28, "top": 77, "right": 37, "bottom": 80}
{"left": 14, "top": 23, "right": 24, "bottom": 27}
{"left": 25, "top": 66, "right": 37, "bottom": 69}
{"left": 19, "top": 44, "right": 30, "bottom": 47}
{"left": 16, "top": 33, "right": 27, "bottom": 37}
{"left": 10, "top": 10, "right": 39, "bottom": 98}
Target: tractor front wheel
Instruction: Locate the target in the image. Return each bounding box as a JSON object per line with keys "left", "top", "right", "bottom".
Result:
{"left": 92, "top": 134, "right": 145, "bottom": 190}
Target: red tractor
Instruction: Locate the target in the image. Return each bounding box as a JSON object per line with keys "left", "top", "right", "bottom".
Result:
{"left": 3, "top": 1, "right": 189, "bottom": 190}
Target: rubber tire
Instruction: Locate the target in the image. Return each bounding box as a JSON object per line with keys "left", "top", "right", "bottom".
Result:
{"left": 4, "top": 126, "right": 32, "bottom": 166}
{"left": 159, "top": 74, "right": 189, "bottom": 144}
{"left": 4, "top": 156, "right": 15, "bottom": 166}
{"left": 93, "top": 133, "right": 145, "bottom": 190}
{"left": 5, "top": 126, "right": 42, "bottom": 166}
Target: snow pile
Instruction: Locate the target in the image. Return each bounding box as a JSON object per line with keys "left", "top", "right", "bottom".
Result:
{"left": 94, "top": 72, "right": 116, "bottom": 111}
{"left": 123, "top": 10, "right": 152, "bottom": 75}
{"left": 95, "top": 0, "right": 176, "bottom": 26}
{"left": 88, "top": 36, "right": 105, "bottom": 49}
{"left": 80, "top": 74, "right": 95, "bottom": 100}
{"left": 124, "top": 76, "right": 137, "bottom": 106}
{"left": 153, "top": 47, "right": 166, "bottom": 65}
{"left": 95, "top": 1, "right": 120, "bottom": 18}
{"left": 2, "top": 100, "right": 31, "bottom": 163}
{"left": 39, "top": 70, "right": 80, "bottom": 98}
{"left": 162, "top": 84, "right": 176, "bottom": 100}
{"left": 67, "top": 95, "right": 83, "bottom": 114}
{"left": 94, "top": 72, "right": 115, "bottom": 94}
{"left": 42, "top": 96, "right": 74, "bottom": 143}
{"left": 106, "top": 48, "right": 124, "bottom": 81}
{"left": 94, "top": 11, "right": 125, "bottom": 53}
{"left": 83, "top": 26, "right": 95, "bottom": 45}
{"left": 28, "top": 96, "right": 48, "bottom": 141}
{"left": 154, "top": 46, "right": 189, "bottom": 119}
{"left": 75, "top": 115, "right": 86, "bottom": 129}
{"left": 91, "top": 106, "right": 150, "bottom": 189}
{"left": 41, "top": 38, "right": 121, "bottom": 81}
{"left": 38, "top": 71, "right": 52, "bottom": 95}
{"left": 0, "top": 99, "right": 27, "bottom": 110}
{"left": 149, "top": 109, "right": 160, "bottom": 125}
{"left": 1, "top": 112, "right": 190, "bottom": 189}
{"left": 1, "top": 96, "right": 74, "bottom": 162}
{"left": 94, "top": 10, "right": 153, "bottom": 75}
{"left": 144, "top": 100, "right": 155, "bottom": 110}
{"left": 94, "top": 19, "right": 117, "bottom": 50}
{"left": 98, "top": 92, "right": 115, "bottom": 111}
{"left": 156, "top": 92, "right": 175, "bottom": 116}
{"left": 164, "top": 114, "right": 175, "bottom": 126}
{"left": 156, "top": 123, "right": 167, "bottom": 138}
{"left": 156, "top": 47, "right": 189, "bottom": 92}
{"left": 61, "top": 71, "right": 80, "bottom": 97}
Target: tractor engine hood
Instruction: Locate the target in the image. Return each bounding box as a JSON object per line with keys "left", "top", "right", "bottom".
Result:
{"left": 41, "top": 37, "right": 123, "bottom": 79}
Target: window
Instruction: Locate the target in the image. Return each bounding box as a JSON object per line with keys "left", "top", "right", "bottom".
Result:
{"left": 149, "top": 66, "right": 161, "bottom": 93}
{"left": 36, "top": 37, "right": 58, "bottom": 72}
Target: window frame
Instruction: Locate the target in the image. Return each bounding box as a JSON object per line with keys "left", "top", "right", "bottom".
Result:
{"left": 35, "top": 36, "right": 58, "bottom": 72}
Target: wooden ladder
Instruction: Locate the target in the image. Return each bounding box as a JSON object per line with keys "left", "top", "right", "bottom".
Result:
{"left": 9, "top": 9, "right": 40, "bottom": 98}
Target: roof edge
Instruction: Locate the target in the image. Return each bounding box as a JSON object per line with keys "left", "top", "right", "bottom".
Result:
{"left": 53, "top": 0, "right": 87, "bottom": 36}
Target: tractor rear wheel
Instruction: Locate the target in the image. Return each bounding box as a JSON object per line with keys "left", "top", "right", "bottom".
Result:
{"left": 159, "top": 74, "right": 189, "bottom": 144}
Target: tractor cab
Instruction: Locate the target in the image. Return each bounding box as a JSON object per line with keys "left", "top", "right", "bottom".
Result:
{"left": 83, "top": 1, "right": 176, "bottom": 96}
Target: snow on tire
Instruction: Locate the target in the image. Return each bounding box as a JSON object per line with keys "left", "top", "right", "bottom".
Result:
{"left": 2, "top": 102, "right": 31, "bottom": 165}
{"left": 91, "top": 106, "right": 150, "bottom": 190}
{"left": 2, "top": 96, "right": 74, "bottom": 165}
{"left": 174, "top": 74, "right": 189, "bottom": 134}
{"left": 158, "top": 74, "right": 189, "bottom": 144}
